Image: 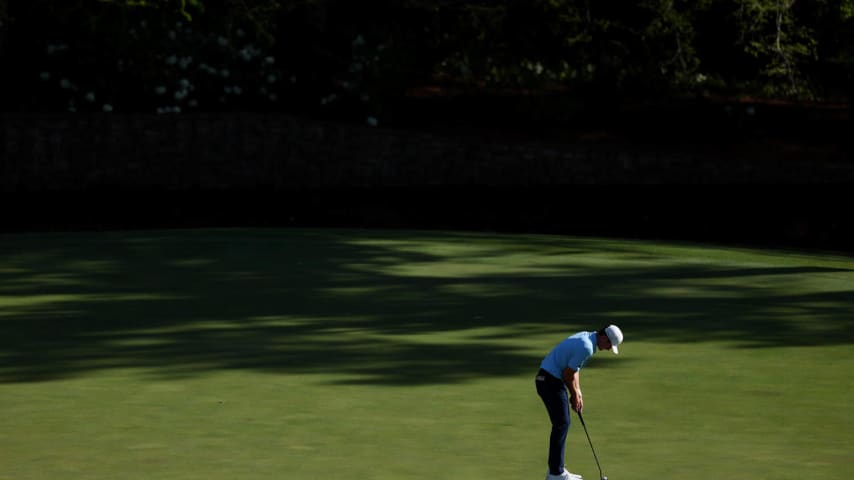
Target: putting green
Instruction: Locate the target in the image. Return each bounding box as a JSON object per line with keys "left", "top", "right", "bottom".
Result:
{"left": 1, "top": 229, "right": 851, "bottom": 479}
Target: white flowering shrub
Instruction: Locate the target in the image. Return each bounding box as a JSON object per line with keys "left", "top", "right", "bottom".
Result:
{"left": 29, "top": 5, "right": 288, "bottom": 113}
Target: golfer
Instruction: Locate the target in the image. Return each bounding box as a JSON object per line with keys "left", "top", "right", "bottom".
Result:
{"left": 536, "top": 325, "right": 623, "bottom": 480}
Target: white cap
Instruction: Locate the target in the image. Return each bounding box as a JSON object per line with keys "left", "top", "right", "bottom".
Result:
{"left": 605, "top": 325, "right": 623, "bottom": 354}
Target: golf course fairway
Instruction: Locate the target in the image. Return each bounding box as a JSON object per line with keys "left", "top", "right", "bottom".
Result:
{"left": 1, "top": 228, "right": 851, "bottom": 480}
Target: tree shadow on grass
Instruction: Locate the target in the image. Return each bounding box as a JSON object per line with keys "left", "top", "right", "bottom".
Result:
{"left": 1, "top": 229, "right": 852, "bottom": 385}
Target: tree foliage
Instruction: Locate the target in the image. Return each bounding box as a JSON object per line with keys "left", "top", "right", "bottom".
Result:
{"left": 1, "top": 0, "right": 851, "bottom": 117}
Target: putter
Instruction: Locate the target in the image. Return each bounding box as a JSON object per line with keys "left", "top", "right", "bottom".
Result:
{"left": 577, "top": 410, "right": 607, "bottom": 480}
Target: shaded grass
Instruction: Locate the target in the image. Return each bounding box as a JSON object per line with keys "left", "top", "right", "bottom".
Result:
{"left": 0, "top": 228, "right": 852, "bottom": 479}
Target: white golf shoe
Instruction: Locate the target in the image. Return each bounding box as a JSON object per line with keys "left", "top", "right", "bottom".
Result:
{"left": 544, "top": 470, "right": 583, "bottom": 480}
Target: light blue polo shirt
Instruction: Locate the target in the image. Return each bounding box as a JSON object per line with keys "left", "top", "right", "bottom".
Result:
{"left": 540, "top": 331, "right": 598, "bottom": 379}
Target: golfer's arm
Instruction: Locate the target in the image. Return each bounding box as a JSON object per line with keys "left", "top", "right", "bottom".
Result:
{"left": 561, "top": 367, "right": 581, "bottom": 399}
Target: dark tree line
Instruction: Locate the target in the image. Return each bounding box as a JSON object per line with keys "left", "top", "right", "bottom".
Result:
{"left": 0, "top": 0, "right": 851, "bottom": 122}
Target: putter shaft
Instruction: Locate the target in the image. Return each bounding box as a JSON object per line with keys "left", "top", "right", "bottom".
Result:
{"left": 577, "top": 411, "right": 604, "bottom": 479}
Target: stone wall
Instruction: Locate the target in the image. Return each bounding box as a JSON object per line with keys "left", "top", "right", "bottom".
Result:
{"left": 2, "top": 113, "right": 852, "bottom": 251}
{"left": 3, "top": 113, "right": 850, "bottom": 191}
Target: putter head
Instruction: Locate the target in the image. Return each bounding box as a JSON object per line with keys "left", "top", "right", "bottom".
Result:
{"left": 601, "top": 477, "right": 607, "bottom": 480}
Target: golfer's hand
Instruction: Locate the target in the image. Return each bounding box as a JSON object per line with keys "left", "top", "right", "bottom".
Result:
{"left": 571, "top": 394, "right": 583, "bottom": 413}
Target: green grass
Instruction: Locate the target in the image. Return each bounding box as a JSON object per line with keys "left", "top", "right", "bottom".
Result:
{"left": 1, "top": 228, "right": 852, "bottom": 480}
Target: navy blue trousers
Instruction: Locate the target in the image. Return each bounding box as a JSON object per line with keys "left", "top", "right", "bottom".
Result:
{"left": 536, "top": 368, "right": 571, "bottom": 475}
